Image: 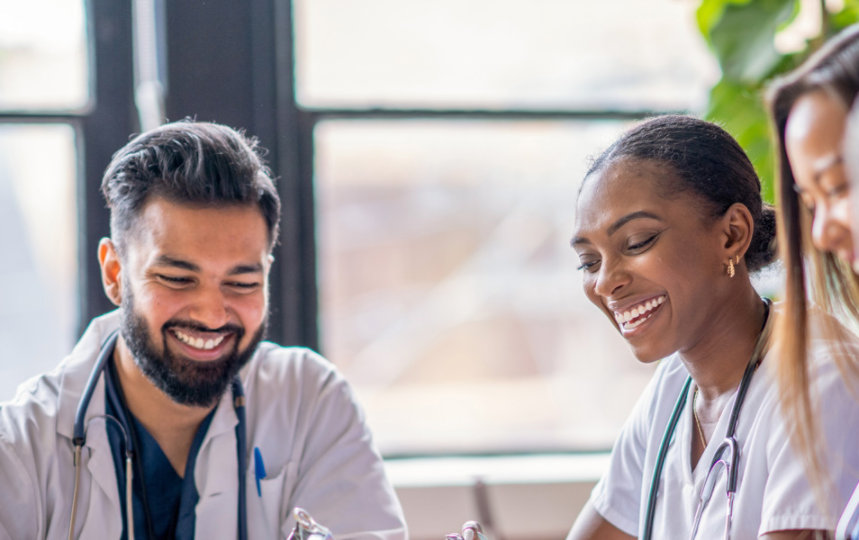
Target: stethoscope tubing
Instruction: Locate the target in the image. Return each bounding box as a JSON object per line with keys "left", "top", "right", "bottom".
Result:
{"left": 641, "top": 298, "right": 771, "bottom": 540}
{"left": 642, "top": 376, "right": 691, "bottom": 540}
{"left": 233, "top": 378, "right": 248, "bottom": 540}
{"left": 67, "top": 330, "right": 248, "bottom": 540}
{"left": 69, "top": 331, "right": 122, "bottom": 540}
{"left": 73, "top": 332, "right": 119, "bottom": 443}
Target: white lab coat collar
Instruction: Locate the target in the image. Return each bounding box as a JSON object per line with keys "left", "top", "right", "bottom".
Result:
{"left": 193, "top": 382, "right": 242, "bottom": 537}
{"left": 54, "top": 311, "right": 123, "bottom": 538}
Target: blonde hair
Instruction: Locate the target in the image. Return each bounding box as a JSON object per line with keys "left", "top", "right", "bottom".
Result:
{"left": 768, "top": 23, "right": 859, "bottom": 506}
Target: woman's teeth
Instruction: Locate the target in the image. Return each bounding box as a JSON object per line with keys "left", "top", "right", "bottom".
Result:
{"left": 614, "top": 296, "right": 666, "bottom": 328}
{"left": 173, "top": 329, "right": 226, "bottom": 350}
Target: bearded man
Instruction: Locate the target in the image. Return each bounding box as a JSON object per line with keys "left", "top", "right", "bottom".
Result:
{"left": 0, "top": 121, "right": 406, "bottom": 540}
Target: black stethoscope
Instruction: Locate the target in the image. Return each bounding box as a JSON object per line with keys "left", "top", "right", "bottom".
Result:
{"left": 641, "top": 298, "right": 771, "bottom": 540}
{"left": 67, "top": 331, "right": 249, "bottom": 540}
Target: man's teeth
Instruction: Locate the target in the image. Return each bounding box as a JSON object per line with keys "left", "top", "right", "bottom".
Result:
{"left": 614, "top": 296, "right": 666, "bottom": 326}
{"left": 173, "top": 330, "right": 226, "bottom": 350}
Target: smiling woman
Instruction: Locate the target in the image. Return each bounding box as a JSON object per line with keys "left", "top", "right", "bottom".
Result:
{"left": 566, "top": 115, "right": 859, "bottom": 540}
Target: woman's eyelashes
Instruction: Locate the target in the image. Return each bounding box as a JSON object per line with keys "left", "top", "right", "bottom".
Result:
{"left": 798, "top": 182, "right": 849, "bottom": 215}
{"left": 626, "top": 233, "right": 659, "bottom": 252}
{"left": 825, "top": 181, "right": 849, "bottom": 199}
{"left": 575, "top": 232, "right": 661, "bottom": 272}
{"left": 577, "top": 257, "right": 599, "bottom": 272}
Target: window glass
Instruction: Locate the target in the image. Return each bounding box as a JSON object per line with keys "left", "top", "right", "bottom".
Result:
{"left": 295, "top": 0, "right": 718, "bottom": 111}
{"left": 0, "top": 0, "right": 89, "bottom": 111}
{"left": 0, "top": 125, "right": 78, "bottom": 400}
{"left": 315, "top": 119, "right": 656, "bottom": 454}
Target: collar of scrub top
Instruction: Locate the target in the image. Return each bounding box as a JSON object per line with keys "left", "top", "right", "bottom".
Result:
{"left": 70, "top": 329, "right": 249, "bottom": 540}
{"left": 641, "top": 297, "right": 772, "bottom": 540}
{"left": 104, "top": 355, "right": 218, "bottom": 540}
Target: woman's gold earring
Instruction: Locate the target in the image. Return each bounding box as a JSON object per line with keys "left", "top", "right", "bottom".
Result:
{"left": 727, "top": 257, "right": 736, "bottom": 278}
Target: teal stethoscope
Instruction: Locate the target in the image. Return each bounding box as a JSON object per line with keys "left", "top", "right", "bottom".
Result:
{"left": 67, "top": 331, "right": 249, "bottom": 540}
{"left": 642, "top": 298, "right": 771, "bottom": 540}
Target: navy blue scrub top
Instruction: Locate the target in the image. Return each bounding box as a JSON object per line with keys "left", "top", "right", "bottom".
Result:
{"left": 105, "top": 358, "right": 215, "bottom": 540}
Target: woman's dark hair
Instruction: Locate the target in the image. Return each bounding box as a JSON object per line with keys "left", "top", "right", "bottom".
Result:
{"left": 585, "top": 114, "right": 776, "bottom": 271}
{"left": 101, "top": 120, "right": 281, "bottom": 253}
{"left": 766, "top": 23, "right": 859, "bottom": 505}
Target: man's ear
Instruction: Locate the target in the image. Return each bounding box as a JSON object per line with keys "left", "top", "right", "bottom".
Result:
{"left": 720, "top": 202, "right": 754, "bottom": 260}
{"left": 98, "top": 238, "right": 123, "bottom": 306}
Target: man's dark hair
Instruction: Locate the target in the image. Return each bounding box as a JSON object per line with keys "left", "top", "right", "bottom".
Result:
{"left": 101, "top": 120, "right": 281, "bottom": 253}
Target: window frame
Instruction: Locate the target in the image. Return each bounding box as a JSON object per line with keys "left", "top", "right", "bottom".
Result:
{"left": 4, "top": 0, "right": 680, "bottom": 417}
{"left": 0, "top": 0, "right": 136, "bottom": 337}
{"left": 157, "top": 0, "right": 679, "bottom": 353}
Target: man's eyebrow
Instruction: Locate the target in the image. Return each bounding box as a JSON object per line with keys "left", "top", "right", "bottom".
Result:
{"left": 152, "top": 256, "right": 263, "bottom": 275}
{"left": 571, "top": 210, "right": 663, "bottom": 247}
{"left": 154, "top": 255, "right": 199, "bottom": 272}
{"left": 229, "top": 263, "right": 263, "bottom": 275}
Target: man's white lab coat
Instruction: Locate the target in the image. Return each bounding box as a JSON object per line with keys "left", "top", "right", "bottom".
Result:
{"left": 0, "top": 311, "right": 407, "bottom": 539}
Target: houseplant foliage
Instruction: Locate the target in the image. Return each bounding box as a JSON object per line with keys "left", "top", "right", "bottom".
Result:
{"left": 697, "top": 0, "right": 859, "bottom": 202}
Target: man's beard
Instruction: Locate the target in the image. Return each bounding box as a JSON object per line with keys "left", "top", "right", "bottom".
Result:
{"left": 119, "top": 291, "right": 266, "bottom": 407}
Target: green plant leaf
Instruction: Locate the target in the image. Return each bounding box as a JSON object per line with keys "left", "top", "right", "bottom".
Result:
{"left": 709, "top": 0, "right": 799, "bottom": 83}
{"left": 831, "top": 0, "right": 859, "bottom": 33}
{"left": 696, "top": 0, "right": 859, "bottom": 207}
{"left": 697, "top": 0, "right": 752, "bottom": 45}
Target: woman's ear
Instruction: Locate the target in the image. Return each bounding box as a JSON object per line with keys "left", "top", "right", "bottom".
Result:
{"left": 98, "top": 238, "right": 123, "bottom": 306}
{"left": 720, "top": 202, "right": 755, "bottom": 260}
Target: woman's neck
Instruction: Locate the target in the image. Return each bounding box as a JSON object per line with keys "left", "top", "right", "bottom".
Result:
{"left": 679, "top": 284, "right": 768, "bottom": 402}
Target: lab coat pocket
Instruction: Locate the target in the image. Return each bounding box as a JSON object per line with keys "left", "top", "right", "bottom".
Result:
{"left": 247, "top": 463, "right": 290, "bottom": 539}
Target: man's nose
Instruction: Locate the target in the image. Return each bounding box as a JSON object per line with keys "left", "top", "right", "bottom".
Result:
{"left": 189, "top": 285, "right": 230, "bottom": 330}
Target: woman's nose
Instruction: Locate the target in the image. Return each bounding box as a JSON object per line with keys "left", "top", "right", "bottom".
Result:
{"left": 811, "top": 201, "right": 851, "bottom": 255}
{"left": 593, "top": 259, "right": 630, "bottom": 298}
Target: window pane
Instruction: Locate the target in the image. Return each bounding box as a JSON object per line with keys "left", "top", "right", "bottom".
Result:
{"left": 316, "top": 119, "right": 656, "bottom": 454}
{"left": 0, "top": 0, "right": 89, "bottom": 110}
{"left": 0, "top": 125, "right": 79, "bottom": 400}
{"left": 295, "top": 0, "right": 718, "bottom": 111}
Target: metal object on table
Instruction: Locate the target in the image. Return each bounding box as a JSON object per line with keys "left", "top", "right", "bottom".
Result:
{"left": 445, "top": 520, "right": 488, "bottom": 540}
{"left": 461, "top": 521, "right": 487, "bottom": 540}
{"left": 286, "top": 507, "right": 334, "bottom": 540}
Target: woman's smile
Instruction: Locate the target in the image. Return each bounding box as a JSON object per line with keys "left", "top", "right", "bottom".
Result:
{"left": 612, "top": 294, "right": 666, "bottom": 334}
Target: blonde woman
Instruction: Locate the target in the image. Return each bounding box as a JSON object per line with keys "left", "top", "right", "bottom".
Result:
{"left": 768, "top": 23, "right": 859, "bottom": 538}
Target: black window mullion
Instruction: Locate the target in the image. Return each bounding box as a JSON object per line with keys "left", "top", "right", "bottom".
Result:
{"left": 80, "top": 0, "right": 137, "bottom": 336}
